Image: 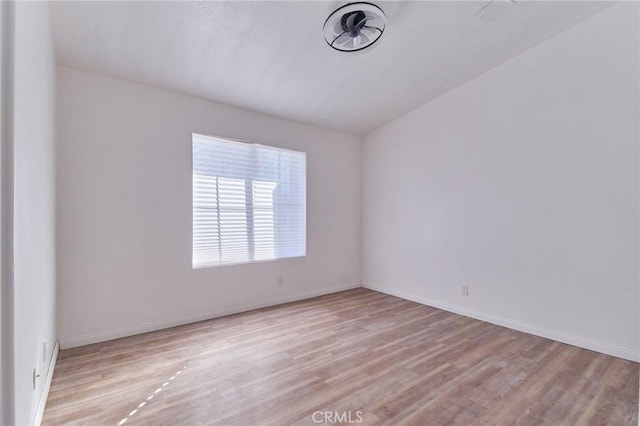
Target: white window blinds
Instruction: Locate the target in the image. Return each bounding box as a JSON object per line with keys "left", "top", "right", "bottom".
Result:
{"left": 192, "top": 134, "right": 306, "bottom": 268}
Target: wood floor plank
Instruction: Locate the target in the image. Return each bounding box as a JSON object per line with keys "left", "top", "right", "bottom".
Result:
{"left": 42, "top": 289, "right": 639, "bottom": 426}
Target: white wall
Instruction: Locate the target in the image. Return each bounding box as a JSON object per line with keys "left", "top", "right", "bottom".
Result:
{"left": 13, "top": 1, "right": 57, "bottom": 425}
{"left": 56, "top": 67, "right": 362, "bottom": 348}
{"left": 363, "top": 3, "right": 639, "bottom": 361}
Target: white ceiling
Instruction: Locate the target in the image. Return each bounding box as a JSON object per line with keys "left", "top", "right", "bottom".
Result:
{"left": 50, "top": 1, "right": 610, "bottom": 136}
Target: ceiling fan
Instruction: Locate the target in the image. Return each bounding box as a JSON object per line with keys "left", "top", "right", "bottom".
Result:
{"left": 323, "top": 3, "right": 386, "bottom": 53}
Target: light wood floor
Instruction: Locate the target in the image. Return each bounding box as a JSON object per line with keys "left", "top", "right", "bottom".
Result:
{"left": 43, "top": 289, "right": 638, "bottom": 425}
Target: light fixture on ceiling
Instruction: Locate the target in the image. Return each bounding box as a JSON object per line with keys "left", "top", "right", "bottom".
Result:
{"left": 323, "top": 2, "right": 386, "bottom": 53}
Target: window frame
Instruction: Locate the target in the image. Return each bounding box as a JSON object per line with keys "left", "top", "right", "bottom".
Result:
{"left": 191, "top": 133, "right": 307, "bottom": 269}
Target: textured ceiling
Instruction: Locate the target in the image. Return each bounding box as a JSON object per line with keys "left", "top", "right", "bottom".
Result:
{"left": 50, "top": 1, "right": 610, "bottom": 136}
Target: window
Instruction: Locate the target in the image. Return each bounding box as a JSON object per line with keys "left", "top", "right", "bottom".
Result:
{"left": 192, "top": 134, "right": 306, "bottom": 268}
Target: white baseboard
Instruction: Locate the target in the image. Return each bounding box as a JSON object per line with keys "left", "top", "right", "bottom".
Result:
{"left": 364, "top": 284, "right": 639, "bottom": 363}
{"left": 33, "top": 340, "right": 59, "bottom": 426}
{"left": 59, "top": 284, "right": 360, "bottom": 349}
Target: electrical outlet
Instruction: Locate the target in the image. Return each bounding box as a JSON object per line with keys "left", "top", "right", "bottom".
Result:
{"left": 461, "top": 285, "right": 469, "bottom": 296}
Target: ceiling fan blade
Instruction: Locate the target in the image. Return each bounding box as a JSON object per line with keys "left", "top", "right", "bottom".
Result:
{"left": 332, "top": 33, "right": 351, "bottom": 47}
{"left": 340, "top": 38, "right": 356, "bottom": 49}
{"left": 356, "top": 14, "right": 368, "bottom": 29}
{"left": 361, "top": 26, "right": 376, "bottom": 37}
{"left": 362, "top": 25, "right": 382, "bottom": 35}
{"left": 338, "top": 36, "right": 356, "bottom": 49}
{"left": 359, "top": 33, "right": 370, "bottom": 44}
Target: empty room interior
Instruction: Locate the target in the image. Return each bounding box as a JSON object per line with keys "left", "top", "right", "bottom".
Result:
{"left": 1, "top": 0, "right": 639, "bottom": 425}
